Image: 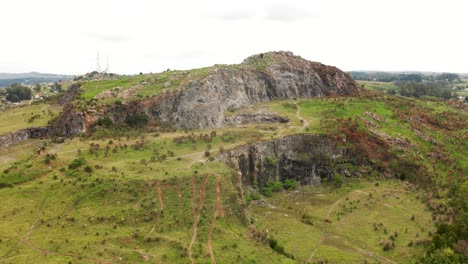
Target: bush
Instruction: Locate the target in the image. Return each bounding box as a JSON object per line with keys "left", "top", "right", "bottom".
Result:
{"left": 0, "top": 182, "right": 13, "bottom": 189}
{"left": 383, "top": 241, "right": 395, "bottom": 251}
{"left": 125, "top": 113, "right": 149, "bottom": 128}
{"left": 301, "top": 213, "right": 313, "bottom": 225}
{"left": 84, "top": 166, "right": 93, "bottom": 173}
{"left": 333, "top": 175, "right": 343, "bottom": 188}
{"left": 262, "top": 187, "right": 273, "bottom": 197}
{"left": 97, "top": 116, "right": 113, "bottom": 127}
{"left": 251, "top": 192, "right": 260, "bottom": 200}
{"left": 68, "top": 158, "right": 86, "bottom": 170}
{"left": 283, "top": 179, "right": 299, "bottom": 190}
{"left": 266, "top": 181, "right": 283, "bottom": 192}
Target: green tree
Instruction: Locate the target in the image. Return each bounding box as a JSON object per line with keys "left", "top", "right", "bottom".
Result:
{"left": 33, "top": 83, "right": 41, "bottom": 92}
{"left": 5, "top": 83, "right": 32, "bottom": 102}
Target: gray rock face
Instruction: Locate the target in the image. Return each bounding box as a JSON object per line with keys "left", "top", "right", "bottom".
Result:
{"left": 57, "top": 83, "right": 81, "bottom": 105}
{"left": 51, "top": 51, "right": 360, "bottom": 136}
{"left": 218, "top": 134, "right": 354, "bottom": 188}
{"left": 224, "top": 112, "right": 289, "bottom": 125}
{"left": 0, "top": 127, "right": 49, "bottom": 147}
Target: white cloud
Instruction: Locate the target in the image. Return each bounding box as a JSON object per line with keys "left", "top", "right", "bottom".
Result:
{"left": 0, "top": 0, "right": 466, "bottom": 74}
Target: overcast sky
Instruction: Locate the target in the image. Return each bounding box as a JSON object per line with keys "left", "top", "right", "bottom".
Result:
{"left": 0, "top": 0, "right": 466, "bottom": 75}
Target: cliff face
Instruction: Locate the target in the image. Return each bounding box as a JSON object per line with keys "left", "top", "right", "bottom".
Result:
{"left": 51, "top": 51, "right": 360, "bottom": 136}
{"left": 218, "top": 134, "right": 356, "bottom": 188}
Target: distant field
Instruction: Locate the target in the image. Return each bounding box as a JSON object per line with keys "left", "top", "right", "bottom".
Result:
{"left": 357, "top": 81, "right": 398, "bottom": 92}
{"left": 0, "top": 103, "right": 62, "bottom": 135}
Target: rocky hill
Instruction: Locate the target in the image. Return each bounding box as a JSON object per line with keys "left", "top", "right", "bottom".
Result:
{"left": 50, "top": 51, "right": 360, "bottom": 137}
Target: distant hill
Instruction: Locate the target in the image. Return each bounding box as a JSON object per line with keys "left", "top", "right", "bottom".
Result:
{"left": 0, "top": 72, "right": 72, "bottom": 87}
{"left": 348, "top": 70, "right": 468, "bottom": 82}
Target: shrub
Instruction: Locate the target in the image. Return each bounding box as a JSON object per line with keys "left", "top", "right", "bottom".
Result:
{"left": 266, "top": 181, "right": 283, "bottom": 192}
{"left": 0, "top": 182, "right": 13, "bottom": 189}
{"left": 262, "top": 187, "right": 273, "bottom": 197}
{"left": 84, "top": 166, "right": 93, "bottom": 173}
{"left": 283, "top": 179, "right": 299, "bottom": 190}
{"left": 333, "top": 175, "right": 343, "bottom": 188}
{"left": 97, "top": 116, "right": 113, "bottom": 127}
{"left": 302, "top": 213, "right": 313, "bottom": 225}
{"left": 265, "top": 156, "right": 278, "bottom": 166}
{"left": 125, "top": 113, "right": 149, "bottom": 128}
{"left": 383, "top": 241, "right": 395, "bottom": 251}
{"left": 251, "top": 192, "right": 260, "bottom": 200}
{"left": 68, "top": 158, "right": 86, "bottom": 170}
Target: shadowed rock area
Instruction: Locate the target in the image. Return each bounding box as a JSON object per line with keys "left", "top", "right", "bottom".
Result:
{"left": 218, "top": 134, "right": 357, "bottom": 188}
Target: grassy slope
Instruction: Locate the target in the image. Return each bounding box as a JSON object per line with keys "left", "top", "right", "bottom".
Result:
{"left": 0, "top": 104, "right": 61, "bottom": 135}
{"left": 79, "top": 67, "right": 213, "bottom": 106}
{"left": 251, "top": 180, "right": 433, "bottom": 263}
{"left": 0, "top": 93, "right": 465, "bottom": 263}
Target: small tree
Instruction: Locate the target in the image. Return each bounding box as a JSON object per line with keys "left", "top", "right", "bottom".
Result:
{"left": 34, "top": 83, "right": 41, "bottom": 92}
{"left": 333, "top": 175, "right": 343, "bottom": 188}
{"left": 84, "top": 165, "right": 93, "bottom": 173}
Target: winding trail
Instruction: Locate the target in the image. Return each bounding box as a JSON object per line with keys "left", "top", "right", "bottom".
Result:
{"left": 294, "top": 102, "right": 309, "bottom": 129}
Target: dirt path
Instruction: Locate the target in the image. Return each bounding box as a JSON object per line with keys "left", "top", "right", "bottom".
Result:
{"left": 207, "top": 174, "right": 225, "bottom": 264}
{"left": 177, "top": 177, "right": 183, "bottom": 211}
{"left": 188, "top": 174, "right": 210, "bottom": 264}
{"left": 155, "top": 180, "right": 165, "bottom": 211}
{"left": 294, "top": 102, "right": 309, "bottom": 129}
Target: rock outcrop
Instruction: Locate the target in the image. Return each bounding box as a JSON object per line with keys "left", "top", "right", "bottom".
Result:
{"left": 0, "top": 127, "right": 49, "bottom": 147}
{"left": 224, "top": 111, "right": 289, "bottom": 125}
{"left": 218, "top": 134, "right": 356, "bottom": 188}
{"left": 50, "top": 51, "right": 361, "bottom": 136}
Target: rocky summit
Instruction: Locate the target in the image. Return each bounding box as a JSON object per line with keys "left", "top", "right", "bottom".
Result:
{"left": 49, "top": 51, "right": 360, "bottom": 137}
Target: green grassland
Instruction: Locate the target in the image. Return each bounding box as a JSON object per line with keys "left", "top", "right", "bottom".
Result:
{"left": 79, "top": 67, "right": 213, "bottom": 107}
{"left": 357, "top": 81, "right": 398, "bottom": 92}
{"left": 250, "top": 179, "right": 434, "bottom": 263}
{"left": 0, "top": 91, "right": 466, "bottom": 263}
{"left": 0, "top": 104, "right": 62, "bottom": 135}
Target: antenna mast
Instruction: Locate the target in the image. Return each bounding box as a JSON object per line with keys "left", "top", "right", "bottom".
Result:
{"left": 105, "top": 56, "right": 109, "bottom": 73}
{"left": 96, "top": 52, "right": 101, "bottom": 72}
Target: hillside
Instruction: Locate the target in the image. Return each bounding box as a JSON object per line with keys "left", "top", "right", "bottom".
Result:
{"left": 0, "top": 72, "right": 72, "bottom": 88}
{"left": 0, "top": 52, "right": 466, "bottom": 263}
